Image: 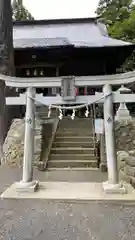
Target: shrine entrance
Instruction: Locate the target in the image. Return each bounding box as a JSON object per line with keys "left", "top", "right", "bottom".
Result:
{"left": 3, "top": 68, "right": 135, "bottom": 196}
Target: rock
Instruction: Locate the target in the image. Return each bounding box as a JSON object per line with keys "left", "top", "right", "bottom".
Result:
{"left": 119, "top": 169, "right": 132, "bottom": 183}
{"left": 124, "top": 156, "right": 135, "bottom": 167}
{"left": 115, "top": 118, "right": 135, "bottom": 183}
{"left": 3, "top": 118, "right": 42, "bottom": 167}
{"left": 117, "top": 151, "right": 128, "bottom": 170}
{"left": 128, "top": 150, "right": 135, "bottom": 157}
{"left": 117, "top": 151, "right": 129, "bottom": 159}
{"left": 124, "top": 165, "right": 135, "bottom": 177}
{"left": 115, "top": 118, "right": 135, "bottom": 151}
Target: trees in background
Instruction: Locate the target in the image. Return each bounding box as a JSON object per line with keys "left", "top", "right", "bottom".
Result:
{"left": 96, "top": 0, "right": 135, "bottom": 71}
{"left": 0, "top": 0, "right": 34, "bottom": 163}
{"left": 0, "top": 0, "right": 14, "bottom": 163}
{"left": 12, "top": 0, "right": 34, "bottom": 20}
{"left": 96, "top": 0, "right": 132, "bottom": 27}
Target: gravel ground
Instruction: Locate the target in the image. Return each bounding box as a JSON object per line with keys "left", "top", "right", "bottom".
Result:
{"left": 0, "top": 200, "right": 135, "bottom": 240}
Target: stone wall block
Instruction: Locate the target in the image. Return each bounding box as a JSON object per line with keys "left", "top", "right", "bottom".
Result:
{"left": 124, "top": 156, "right": 135, "bottom": 167}
{"left": 3, "top": 118, "right": 42, "bottom": 167}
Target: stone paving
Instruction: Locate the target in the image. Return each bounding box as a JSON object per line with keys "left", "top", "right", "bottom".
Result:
{"left": 0, "top": 166, "right": 135, "bottom": 239}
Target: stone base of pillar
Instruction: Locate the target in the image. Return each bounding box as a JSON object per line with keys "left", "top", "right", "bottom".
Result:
{"left": 15, "top": 180, "right": 39, "bottom": 193}
{"left": 103, "top": 181, "right": 127, "bottom": 194}
{"left": 100, "top": 163, "right": 108, "bottom": 173}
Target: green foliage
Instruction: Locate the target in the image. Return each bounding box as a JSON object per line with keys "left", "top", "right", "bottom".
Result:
{"left": 97, "top": 0, "right": 132, "bottom": 25}
{"left": 12, "top": 0, "right": 34, "bottom": 20}
{"left": 108, "top": 5, "right": 135, "bottom": 42}
{"left": 96, "top": 0, "right": 135, "bottom": 71}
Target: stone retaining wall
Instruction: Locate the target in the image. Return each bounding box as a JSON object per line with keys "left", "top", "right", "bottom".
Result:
{"left": 3, "top": 118, "right": 42, "bottom": 167}
{"left": 115, "top": 119, "right": 135, "bottom": 183}
{"left": 118, "top": 151, "right": 135, "bottom": 184}
{"left": 115, "top": 119, "right": 135, "bottom": 151}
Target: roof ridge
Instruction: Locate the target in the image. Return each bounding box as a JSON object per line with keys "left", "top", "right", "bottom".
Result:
{"left": 13, "top": 17, "right": 99, "bottom": 26}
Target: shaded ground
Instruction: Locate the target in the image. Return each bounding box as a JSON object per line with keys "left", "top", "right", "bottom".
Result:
{"left": 0, "top": 166, "right": 135, "bottom": 239}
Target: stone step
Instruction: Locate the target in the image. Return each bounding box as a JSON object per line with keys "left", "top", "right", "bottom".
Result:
{"left": 59, "top": 122, "right": 93, "bottom": 125}
{"left": 49, "top": 153, "right": 96, "bottom": 160}
{"left": 36, "top": 109, "right": 58, "bottom": 119}
{"left": 60, "top": 117, "right": 93, "bottom": 125}
{"left": 37, "top": 113, "right": 56, "bottom": 116}
{"left": 56, "top": 131, "right": 94, "bottom": 137}
{"left": 52, "top": 141, "right": 94, "bottom": 148}
{"left": 47, "top": 117, "right": 96, "bottom": 169}
{"left": 51, "top": 147, "right": 95, "bottom": 154}
{"left": 59, "top": 118, "right": 92, "bottom": 121}
{"left": 47, "top": 167, "right": 99, "bottom": 171}
{"left": 57, "top": 128, "right": 94, "bottom": 131}
{"left": 55, "top": 136, "right": 95, "bottom": 143}
{"left": 36, "top": 114, "right": 58, "bottom": 119}
{"left": 58, "top": 120, "right": 93, "bottom": 124}
{"left": 59, "top": 117, "right": 92, "bottom": 119}
{"left": 57, "top": 128, "right": 93, "bottom": 132}
{"left": 38, "top": 117, "right": 56, "bottom": 121}
{"left": 58, "top": 124, "right": 93, "bottom": 128}
{"left": 38, "top": 112, "right": 57, "bottom": 116}
{"left": 47, "top": 160, "right": 97, "bottom": 168}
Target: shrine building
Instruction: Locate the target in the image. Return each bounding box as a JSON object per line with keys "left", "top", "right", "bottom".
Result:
{"left": 13, "top": 17, "right": 134, "bottom": 96}
{"left": 2, "top": 17, "right": 135, "bottom": 196}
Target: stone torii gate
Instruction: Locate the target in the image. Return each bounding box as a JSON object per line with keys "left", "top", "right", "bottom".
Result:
{"left": 1, "top": 71, "right": 135, "bottom": 194}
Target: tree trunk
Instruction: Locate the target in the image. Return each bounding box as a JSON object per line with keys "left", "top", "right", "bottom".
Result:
{"left": 0, "top": 0, "right": 14, "bottom": 164}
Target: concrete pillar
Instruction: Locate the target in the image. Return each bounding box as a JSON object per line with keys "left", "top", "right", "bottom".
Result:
{"left": 16, "top": 87, "right": 39, "bottom": 192}
{"left": 103, "top": 84, "right": 126, "bottom": 193}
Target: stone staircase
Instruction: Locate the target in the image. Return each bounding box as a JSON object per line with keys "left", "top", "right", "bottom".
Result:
{"left": 47, "top": 118, "right": 98, "bottom": 170}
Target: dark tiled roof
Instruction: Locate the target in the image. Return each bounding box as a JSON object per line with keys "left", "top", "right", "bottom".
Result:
{"left": 13, "top": 18, "right": 133, "bottom": 49}
{"left": 14, "top": 37, "right": 72, "bottom": 49}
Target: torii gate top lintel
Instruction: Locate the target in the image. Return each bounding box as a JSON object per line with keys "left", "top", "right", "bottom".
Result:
{"left": 0, "top": 70, "right": 135, "bottom": 88}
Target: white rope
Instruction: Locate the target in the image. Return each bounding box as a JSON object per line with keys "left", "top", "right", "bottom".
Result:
{"left": 27, "top": 81, "right": 135, "bottom": 119}
{"left": 27, "top": 78, "right": 135, "bottom": 111}
{"left": 58, "top": 107, "right": 63, "bottom": 120}
{"left": 28, "top": 92, "right": 110, "bottom": 120}
{"left": 29, "top": 92, "right": 111, "bottom": 110}
{"left": 71, "top": 109, "right": 76, "bottom": 120}
{"left": 85, "top": 105, "right": 89, "bottom": 118}
{"left": 47, "top": 105, "right": 51, "bottom": 118}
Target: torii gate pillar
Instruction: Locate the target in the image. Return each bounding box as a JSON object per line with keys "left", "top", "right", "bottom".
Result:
{"left": 16, "top": 87, "right": 39, "bottom": 192}
{"left": 103, "top": 84, "right": 126, "bottom": 194}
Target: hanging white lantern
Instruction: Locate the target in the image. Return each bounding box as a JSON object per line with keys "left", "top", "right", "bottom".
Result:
{"left": 40, "top": 69, "right": 44, "bottom": 76}
{"left": 71, "top": 109, "right": 75, "bottom": 120}
{"left": 85, "top": 105, "right": 89, "bottom": 118}
{"left": 59, "top": 107, "right": 63, "bottom": 120}
{"left": 48, "top": 105, "right": 51, "bottom": 118}
{"left": 26, "top": 69, "right": 30, "bottom": 76}
{"left": 33, "top": 69, "right": 37, "bottom": 76}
